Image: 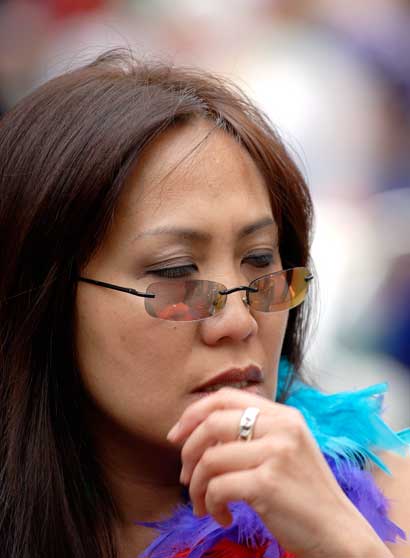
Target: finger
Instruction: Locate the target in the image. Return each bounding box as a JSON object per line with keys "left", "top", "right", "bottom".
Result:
{"left": 181, "top": 409, "right": 278, "bottom": 482}
{"left": 189, "top": 438, "right": 271, "bottom": 516}
{"left": 201, "top": 468, "right": 257, "bottom": 525}
{"left": 168, "top": 386, "right": 279, "bottom": 442}
{"left": 180, "top": 409, "right": 240, "bottom": 481}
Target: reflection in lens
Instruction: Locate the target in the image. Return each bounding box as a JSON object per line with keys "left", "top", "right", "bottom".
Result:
{"left": 248, "top": 267, "right": 310, "bottom": 312}
{"left": 145, "top": 280, "right": 226, "bottom": 321}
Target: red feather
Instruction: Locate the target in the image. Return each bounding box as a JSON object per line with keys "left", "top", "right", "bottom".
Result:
{"left": 170, "top": 537, "right": 295, "bottom": 557}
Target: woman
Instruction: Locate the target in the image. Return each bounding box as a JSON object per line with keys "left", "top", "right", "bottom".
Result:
{"left": 0, "top": 49, "right": 409, "bottom": 558}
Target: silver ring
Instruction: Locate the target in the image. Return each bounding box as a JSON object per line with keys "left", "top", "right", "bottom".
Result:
{"left": 238, "top": 407, "right": 260, "bottom": 442}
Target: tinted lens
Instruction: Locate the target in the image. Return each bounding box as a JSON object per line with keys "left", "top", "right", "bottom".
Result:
{"left": 145, "top": 279, "right": 226, "bottom": 321}
{"left": 248, "top": 267, "right": 310, "bottom": 312}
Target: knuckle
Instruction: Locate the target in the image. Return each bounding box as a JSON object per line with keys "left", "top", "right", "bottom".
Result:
{"left": 252, "top": 468, "right": 277, "bottom": 516}
{"left": 258, "top": 464, "right": 279, "bottom": 493}
{"left": 189, "top": 483, "right": 199, "bottom": 502}
{"left": 264, "top": 435, "right": 297, "bottom": 464}
{"left": 286, "top": 405, "right": 303, "bottom": 421}
{"left": 201, "top": 447, "right": 215, "bottom": 469}
{"left": 285, "top": 409, "right": 305, "bottom": 439}
{"left": 265, "top": 436, "right": 278, "bottom": 455}
{"left": 278, "top": 438, "right": 298, "bottom": 459}
{"left": 207, "top": 477, "right": 222, "bottom": 505}
{"left": 180, "top": 443, "right": 192, "bottom": 462}
{"left": 205, "top": 411, "right": 224, "bottom": 432}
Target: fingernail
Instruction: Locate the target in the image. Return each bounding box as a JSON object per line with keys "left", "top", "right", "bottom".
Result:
{"left": 167, "top": 422, "right": 181, "bottom": 441}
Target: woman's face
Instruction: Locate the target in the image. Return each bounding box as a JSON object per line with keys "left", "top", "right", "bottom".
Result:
{"left": 75, "top": 119, "right": 288, "bottom": 450}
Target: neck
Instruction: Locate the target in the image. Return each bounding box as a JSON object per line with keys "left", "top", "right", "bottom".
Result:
{"left": 88, "top": 414, "right": 185, "bottom": 557}
{"left": 113, "top": 480, "right": 185, "bottom": 558}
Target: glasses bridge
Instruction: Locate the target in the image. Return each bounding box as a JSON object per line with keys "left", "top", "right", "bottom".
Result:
{"left": 218, "top": 285, "right": 259, "bottom": 296}
{"left": 77, "top": 267, "right": 312, "bottom": 321}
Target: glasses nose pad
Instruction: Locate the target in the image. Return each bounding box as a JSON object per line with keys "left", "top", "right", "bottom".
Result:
{"left": 242, "top": 291, "right": 252, "bottom": 308}
{"left": 213, "top": 288, "right": 227, "bottom": 315}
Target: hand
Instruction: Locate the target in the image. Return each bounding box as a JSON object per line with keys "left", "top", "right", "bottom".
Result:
{"left": 167, "top": 387, "right": 390, "bottom": 558}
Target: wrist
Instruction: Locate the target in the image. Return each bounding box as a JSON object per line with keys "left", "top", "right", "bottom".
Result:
{"left": 341, "top": 523, "right": 394, "bottom": 558}
{"left": 303, "top": 504, "right": 395, "bottom": 558}
{"left": 299, "top": 528, "right": 394, "bottom": 558}
{"left": 328, "top": 540, "right": 392, "bottom": 558}
{"left": 349, "top": 540, "right": 394, "bottom": 558}
{"left": 300, "top": 542, "right": 393, "bottom": 558}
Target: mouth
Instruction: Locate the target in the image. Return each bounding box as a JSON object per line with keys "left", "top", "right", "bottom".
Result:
{"left": 192, "top": 365, "right": 264, "bottom": 395}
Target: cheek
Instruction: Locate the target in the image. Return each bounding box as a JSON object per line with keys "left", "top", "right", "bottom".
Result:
{"left": 74, "top": 290, "right": 193, "bottom": 440}
{"left": 258, "top": 310, "right": 288, "bottom": 350}
{"left": 258, "top": 311, "right": 289, "bottom": 397}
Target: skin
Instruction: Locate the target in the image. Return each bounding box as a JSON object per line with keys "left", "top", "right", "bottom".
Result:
{"left": 75, "top": 119, "right": 288, "bottom": 555}
{"left": 372, "top": 451, "right": 410, "bottom": 557}
{"left": 75, "top": 118, "right": 407, "bottom": 557}
{"left": 168, "top": 389, "right": 402, "bottom": 558}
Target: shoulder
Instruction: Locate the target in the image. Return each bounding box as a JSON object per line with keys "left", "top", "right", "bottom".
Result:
{"left": 371, "top": 450, "right": 410, "bottom": 558}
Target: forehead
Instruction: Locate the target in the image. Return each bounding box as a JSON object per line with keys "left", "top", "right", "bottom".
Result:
{"left": 118, "top": 119, "right": 274, "bottom": 235}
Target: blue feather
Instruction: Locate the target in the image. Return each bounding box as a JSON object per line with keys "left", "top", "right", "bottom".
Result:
{"left": 277, "top": 358, "right": 410, "bottom": 474}
{"left": 135, "top": 359, "right": 409, "bottom": 557}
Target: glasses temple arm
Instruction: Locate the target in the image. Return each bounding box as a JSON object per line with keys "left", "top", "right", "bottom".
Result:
{"left": 77, "top": 277, "right": 155, "bottom": 298}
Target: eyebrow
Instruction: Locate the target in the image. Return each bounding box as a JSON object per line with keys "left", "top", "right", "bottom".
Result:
{"left": 134, "top": 216, "right": 276, "bottom": 243}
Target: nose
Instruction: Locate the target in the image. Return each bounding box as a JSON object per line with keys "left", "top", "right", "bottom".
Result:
{"left": 199, "top": 287, "right": 258, "bottom": 345}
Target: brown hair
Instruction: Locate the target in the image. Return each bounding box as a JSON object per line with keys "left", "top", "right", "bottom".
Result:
{"left": 0, "top": 49, "right": 315, "bottom": 558}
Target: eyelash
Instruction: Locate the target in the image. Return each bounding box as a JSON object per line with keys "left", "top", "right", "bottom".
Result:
{"left": 149, "top": 254, "right": 275, "bottom": 279}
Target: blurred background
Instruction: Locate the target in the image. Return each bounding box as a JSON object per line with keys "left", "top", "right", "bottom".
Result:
{"left": 1, "top": 0, "right": 409, "bottom": 429}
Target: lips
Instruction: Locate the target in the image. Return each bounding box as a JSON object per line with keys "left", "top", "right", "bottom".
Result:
{"left": 193, "top": 365, "right": 263, "bottom": 393}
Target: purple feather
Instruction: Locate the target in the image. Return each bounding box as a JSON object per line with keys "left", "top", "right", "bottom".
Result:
{"left": 136, "top": 500, "right": 285, "bottom": 557}
{"left": 135, "top": 455, "right": 406, "bottom": 558}
{"left": 326, "top": 455, "right": 406, "bottom": 543}
{"left": 135, "top": 368, "right": 409, "bottom": 557}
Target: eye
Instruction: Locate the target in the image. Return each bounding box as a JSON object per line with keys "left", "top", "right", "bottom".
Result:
{"left": 148, "top": 264, "right": 198, "bottom": 279}
{"left": 244, "top": 253, "right": 275, "bottom": 267}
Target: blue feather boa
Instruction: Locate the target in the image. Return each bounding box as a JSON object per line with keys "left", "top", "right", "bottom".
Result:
{"left": 136, "top": 359, "right": 410, "bottom": 558}
{"left": 276, "top": 359, "right": 410, "bottom": 473}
